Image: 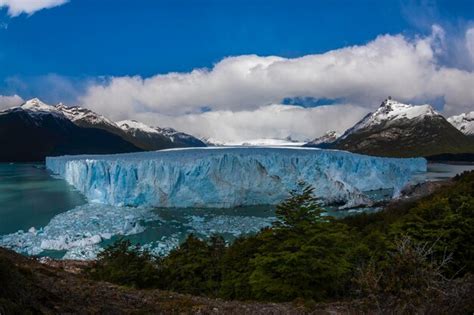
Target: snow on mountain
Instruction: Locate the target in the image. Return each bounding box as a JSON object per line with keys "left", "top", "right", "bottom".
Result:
{"left": 117, "top": 120, "right": 206, "bottom": 148}
{"left": 1, "top": 98, "right": 65, "bottom": 120}
{"left": 46, "top": 147, "right": 426, "bottom": 209}
{"left": 305, "top": 131, "right": 339, "bottom": 147}
{"left": 224, "top": 138, "right": 306, "bottom": 146}
{"left": 155, "top": 127, "right": 202, "bottom": 144}
{"left": 333, "top": 97, "right": 474, "bottom": 158}
{"left": 448, "top": 111, "right": 474, "bottom": 136}
{"left": 340, "top": 98, "right": 438, "bottom": 139}
{"left": 55, "top": 103, "right": 119, "bottom": 130}
{"left": 117, "top": 120, "right": 160, "bottom": 134}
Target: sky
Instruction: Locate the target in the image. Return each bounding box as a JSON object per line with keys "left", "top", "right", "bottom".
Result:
{"left": 0, "top": 0, "right": 473, "bottom": 141}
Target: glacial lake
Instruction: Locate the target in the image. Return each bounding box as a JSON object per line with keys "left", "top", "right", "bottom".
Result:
{"left": 0, "top": 162, "right": 473, "bottom": 259}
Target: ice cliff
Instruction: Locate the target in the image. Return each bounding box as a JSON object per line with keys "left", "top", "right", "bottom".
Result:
{"left": 46, "top": 147, "right": 427, "bottom": 208}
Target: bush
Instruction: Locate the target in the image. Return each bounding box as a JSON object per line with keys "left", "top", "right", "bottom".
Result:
{"left": 159, "top": 234, "right": 226, "bottom": 295}
{"left": 88, "top": 239, "right": 160, "bottom": 288}
{"left": 354, "top": 236, "right": 474, "bottom": 314}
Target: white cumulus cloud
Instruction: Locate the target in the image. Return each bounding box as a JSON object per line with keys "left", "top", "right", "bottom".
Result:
{"left": 0, "top": 94, "right": 23, "bottom": 110}
{"left": 133, "top": 104, "right": 369, "bottom": 143}
{"left": 0, "top": 0, "right": 68, "bottom": 17}
{"left": 78, "top": 26, "right": 474, "bottom": 142}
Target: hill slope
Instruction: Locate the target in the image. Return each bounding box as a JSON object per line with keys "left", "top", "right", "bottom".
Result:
{"left": 330, "top": 98, "right": 474, "bottom": 158}
{"left": 0, "top": 99, "right": 141, "bottom": 162}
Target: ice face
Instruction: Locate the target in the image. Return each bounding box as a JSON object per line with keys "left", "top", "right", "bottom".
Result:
{"left": 46, "top": 147, "right": 427, "bottom": 209}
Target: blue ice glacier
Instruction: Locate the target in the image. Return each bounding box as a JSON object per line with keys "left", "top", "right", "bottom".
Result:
{"left": 46, "top": 147, "right": 427, "bottom": 208}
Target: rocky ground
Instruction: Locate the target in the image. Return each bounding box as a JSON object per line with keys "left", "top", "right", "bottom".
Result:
{"left": 0, "top": 247, "right": 360, "bottom": 314}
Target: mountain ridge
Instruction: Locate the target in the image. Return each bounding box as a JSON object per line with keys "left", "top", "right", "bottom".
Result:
{"left": 0, "top": 98, "right": 206, "bottom": 161}
{"left": 306, "top": 98, "right": 474, "bottom": 158}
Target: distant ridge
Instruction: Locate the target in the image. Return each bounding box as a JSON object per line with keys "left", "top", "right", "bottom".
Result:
{"left": 306, "top": 98, "right": 474, "bottom": 158}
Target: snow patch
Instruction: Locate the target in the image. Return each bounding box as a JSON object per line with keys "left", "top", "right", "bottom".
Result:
{"left": 448, "top": 111, "right": 474, "bottom": 135}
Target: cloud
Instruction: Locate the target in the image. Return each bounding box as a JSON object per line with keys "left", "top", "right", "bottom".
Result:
{"left": 466, "top": 28, "right": 474, "bottom": 63}
{"left": 133, "top": 104, "right": 368, "bottom": 143}
{"left": 0, "top": 0, "right": 68, "bottom": 17}
{"left": 0, "top": 94, "right": 23, "bottom": 110}
{"left": 78, "top": 26, "right": 474, "bottom": 141}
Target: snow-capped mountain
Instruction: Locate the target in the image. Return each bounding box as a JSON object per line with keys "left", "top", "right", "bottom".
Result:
{"left": 155, "top": 127, "right": 207, "bottom": 147}
{"left": 304, "top": 131, "right": 339, "bottom": 148}
{"left": 340, "top": 98, "right": 438, "bottom": 140}
{"left": 117, "top": 120, "right": 206, "bottom": 150}
{"left": 448, "top": 111, "right": 474, "bottom": 136}
{"left": 6, "top": 98, "right": 67, "bottom": 121}
{"left": 332, "top": 98, "right": 474, "bottom": 158}
{"left": 55, "top": 103, "right": 121, "bottom": 132}
{"left": 0, "top": 98, "right": 207, "bottom": 161}
{"left": 0, "top": 99, "right": 140, "bottom": 162}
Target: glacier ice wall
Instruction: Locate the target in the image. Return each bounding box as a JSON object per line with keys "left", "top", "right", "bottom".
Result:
{"left": 46, "top": 147, "right": 426, "bottom": 208}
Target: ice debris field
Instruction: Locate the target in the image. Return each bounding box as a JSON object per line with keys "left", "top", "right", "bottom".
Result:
{"left": 46, "top": 147, "right": 427, "bottom": 209}
{"left": 0, "top": 203, "right": 276, "bottom": 260}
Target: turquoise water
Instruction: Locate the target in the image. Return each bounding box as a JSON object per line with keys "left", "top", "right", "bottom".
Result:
{"left": 0, "top": 163, "right": 86, "bottom": 235}
{"left": 0, "top": 162, "right": 473, "bottom": 259}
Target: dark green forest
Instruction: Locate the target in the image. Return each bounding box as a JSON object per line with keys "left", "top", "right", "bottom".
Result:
{"left": 89, "top": 171, "right": 474, "bottom": 313}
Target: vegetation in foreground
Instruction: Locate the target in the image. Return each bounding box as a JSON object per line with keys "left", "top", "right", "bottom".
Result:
{"left": 1, "top": 171, "right": 474, "bottom": 314}
{"left": 89, "top": 172, "right": 474, "bottom": 313}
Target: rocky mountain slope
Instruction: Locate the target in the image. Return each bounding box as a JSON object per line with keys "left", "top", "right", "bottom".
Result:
{"left": 56, "top": 104, "right": 205, "bottom": 150}
{"left": 0, "top": 99, "right": 206, "bottom": 161}
{"left": 304, "top": 131, "right": 339, "bottom": 148}
{"left": 448, "top": 111, "right": 474, "bottom": 136}
{"left": 325, "top": 98, "right": 474, "bottom": 158}
{"left": 118, "top": 120, "right": 206, "bottom": 151}
{"left": 0, "top": 99, "right": 141, "bottom": 162}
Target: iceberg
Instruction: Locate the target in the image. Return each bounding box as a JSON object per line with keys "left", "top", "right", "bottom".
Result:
{"left": 46, "top": 147, "right": 426, "bottom": 208}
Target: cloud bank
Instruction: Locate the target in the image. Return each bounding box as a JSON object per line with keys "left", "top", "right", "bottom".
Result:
{"left": 75, "top": 25, "right": 474, "bottom": 141}
{"left": 0, "top": 94, "right": 23, "bottom": 110}
{"left": 0, "top": 0, "right": 68, "bottom": 17}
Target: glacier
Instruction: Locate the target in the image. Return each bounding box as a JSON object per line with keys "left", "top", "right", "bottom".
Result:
{"left": 46, "top": 147, "right": 427, "bottom": 208}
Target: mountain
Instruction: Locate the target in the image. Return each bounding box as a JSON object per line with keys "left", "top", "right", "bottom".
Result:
{"left": 448, "top": 111, "right": 474, "bottom": 136}
{"left": 55, "top": 103, "right": 125, "bottom": 136}
{"left": 304, "top": 131, "right": 339, "bottom": 148}
{"left": 0, "top": 99, "right": 141, "bottom": 162}
{"left": 330, "top": 98, "right": 474, "bottom": 158}
{"left": 56, "top": 104, "right": 205, "bottom": 150}
{"left": 117, "top": 120, "right": 206, "bottom": 150}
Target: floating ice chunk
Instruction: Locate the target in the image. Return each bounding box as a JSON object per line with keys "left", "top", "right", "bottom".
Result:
{"left": 63, "top": 245, "right": 103, "bottom": 260}
{"left": 185, "top": 215, "right": 275, "bottom": 237}
{"left": 46, "top": 147, "right": 426, "bottom": 208}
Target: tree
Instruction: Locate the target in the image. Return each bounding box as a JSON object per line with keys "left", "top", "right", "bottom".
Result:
{"left": 273, "top": 182, "right": 325, "bottom": 230}
{"left": 248, "top": 183, "right": 353, "bottom": 301}
{"left": 88, "top": 239, "right": 160, "bottom": 288}
{"left": 160, "top": 234, "right": 225, "bottom": 295}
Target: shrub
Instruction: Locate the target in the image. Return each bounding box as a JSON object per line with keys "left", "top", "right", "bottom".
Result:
{"left": 88, "top": 239, "right": 160, "bottom": 288}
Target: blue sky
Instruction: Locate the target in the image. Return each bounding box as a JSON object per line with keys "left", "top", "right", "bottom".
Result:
{"left": 0, "top": 1, "right": 472, "bottom": 83}
{"left": 0, "top": 0, "right": 473, "bottom": 141}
